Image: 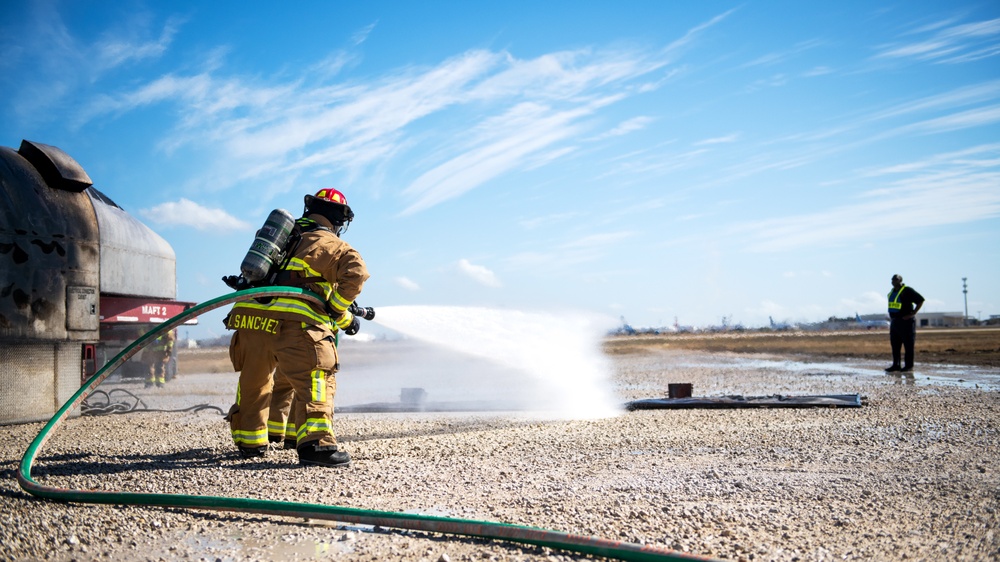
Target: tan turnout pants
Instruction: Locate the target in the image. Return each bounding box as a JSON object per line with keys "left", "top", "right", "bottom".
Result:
{"left": 267, "top": 369, "right": 296, "bottom": 443}
{"left": 228, "top": 319, "right": 338, "bottom": 450}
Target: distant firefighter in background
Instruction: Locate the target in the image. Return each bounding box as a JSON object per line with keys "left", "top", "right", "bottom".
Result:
{"left": 885, "top": 274, "right": 924, "bottom": 373}
{"left": 146, "top": 329, "right": 175, "bottom": 388}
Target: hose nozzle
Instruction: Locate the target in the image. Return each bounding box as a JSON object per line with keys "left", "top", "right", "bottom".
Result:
{"left": 349, "top": 302, "right": 375, "bottom": 321}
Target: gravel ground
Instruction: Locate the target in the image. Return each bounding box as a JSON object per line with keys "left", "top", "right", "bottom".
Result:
{"left": 2, "top": 345, "right": 998, "bottom": 562}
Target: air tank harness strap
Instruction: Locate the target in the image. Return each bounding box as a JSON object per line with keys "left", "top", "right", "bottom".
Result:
{"left": 271, "top": 270, "right": 341, "bottom": 320}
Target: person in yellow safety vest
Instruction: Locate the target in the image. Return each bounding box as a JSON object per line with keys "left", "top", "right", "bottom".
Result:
{"left": 146, "top": 329, "right": 175, "bottom": 388}
{"left": 225, "top": 188, "right": 369, "bottom": 467}
{"left": 885, "top": 274, "right": 925, "bottom": 373}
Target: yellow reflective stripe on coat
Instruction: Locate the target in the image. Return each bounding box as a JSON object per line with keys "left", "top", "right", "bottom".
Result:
{"left": 233, "top": 297, "right": 331, "bottom": 325}
{"left": 330, "top": 290, "right": 351, "bottom": 312}
{"left": 286, "top": 257, "right": 334, "bottom": 302}
{"left": 232, "top": 428, "right": 268, "bottom": 446}
{"left": 229, "top": 254, "right": 336, "bottom": 325}
{"left": 310, "top": 369, "right": 327, "bottom": 402}
{"left": 267, "top": 420, "right": 287, "bottom": 434}
{"left": 297, "top": 418, "right": 332, "bottom": 439}
{"left": 334, "top": 311, "right": 353, "bottom": 329}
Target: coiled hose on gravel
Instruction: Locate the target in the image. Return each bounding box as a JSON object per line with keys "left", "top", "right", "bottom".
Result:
{"left": 19, "top": 287, "right": 718, "bottom": 562}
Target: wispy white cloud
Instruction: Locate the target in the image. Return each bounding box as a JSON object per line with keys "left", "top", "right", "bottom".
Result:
{"left": 860, "top": 143, "right": 1000, "bottom": 177}
{"left": 741, "top": 39, "right": 825, "bottom": 68}
{"left": 560, "top": 231, "right": 635, "bottom": 249}
{"left": 662, "top": 8, "right": 736, "bottom": 56}
{"left": 747, "top": 300, "right": 788, "bottom": 318}
{"left": 1, "top": 6, "right": 178, "bottom": 124}
{"left": 457, "top": 259, "right": 502, "bottom": 287}
{"left": 694, "top": 133, "right": 740, "bottom": 146}
{"left": 873, "top": 16, "right": 1000, "bottom": 64}
{"left": 588, "top": 116, "right": 655, "bottom": 141}
{"left": 352, "top": 22, "right": 377, "bottom": 46}
{"left": 139, "top": 198, "right": 253, "bottom": 231}
{"left": 95, "top": 15, "right": 181, "bottom": 70}
{"left": 597, "top": 146, "right": 708, "bottom": 180}
{"left": 507, "top": 230, "right": 635, "bottom": 270}
{"left": 400, "top": 101, "right": 596, "bottom": 215}
{"left": 802, "top": 66, "right": 833, "bottom": 77}
{"left": 897, "top": 103, "right": 1000, "bottom": 135}
{"left": 64, "top": 10, "right": 733, "bottom": 215}
{"left": 735, "top": 145, "right": 1000, "bottom": 252}
{"left": 519, "top": 211, "right": 580, "bottom": 230}
{"left": 867, "top": 79, "right": 1000, "bottom": 122}
{"left": 703, "top": 80, "right": 1000, "bottom": 190}
{"left": 745, "top": 73, "right": 788, "bottom": 92}
{"left": 838, "top": 292, "right": 888, "bottom": 316}
{"left": 394, "top": 276, "right": 421, "bottom": 291}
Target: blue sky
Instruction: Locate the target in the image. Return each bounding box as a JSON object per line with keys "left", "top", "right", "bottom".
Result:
{"left": 2, "top": 1, "right": 998, "bottom": 338}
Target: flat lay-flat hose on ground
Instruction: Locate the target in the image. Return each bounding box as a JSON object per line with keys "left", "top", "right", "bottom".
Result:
{"left": 18, "top": 287, "right": 718, "bottom": 562}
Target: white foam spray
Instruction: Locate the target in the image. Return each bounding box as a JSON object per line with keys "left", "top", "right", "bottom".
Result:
{"left": 364, "top": 305, "right": 622, "bottom": 419}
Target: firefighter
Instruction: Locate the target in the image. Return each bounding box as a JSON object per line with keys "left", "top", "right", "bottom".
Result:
{"left": 146, "top": 329, "right": 175, "bottom": 388}
{"left": 225, "top": 188, "right": 369, "bottom": 467}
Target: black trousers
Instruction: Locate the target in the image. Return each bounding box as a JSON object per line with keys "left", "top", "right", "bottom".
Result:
{"left": 889, "top": 318, "right": 917, "bottom": 368}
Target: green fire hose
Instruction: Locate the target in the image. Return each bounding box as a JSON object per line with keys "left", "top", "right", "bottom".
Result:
{"left": 18, "top": 287, "right": 717, "bottom": 562}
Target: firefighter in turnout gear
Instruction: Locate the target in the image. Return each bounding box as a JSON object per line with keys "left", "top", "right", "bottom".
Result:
{"left": 226, "top": 188, "right": 369, "bottom": 467}
{"left": 146, "top": 330, "right": 175, "bottom": 388}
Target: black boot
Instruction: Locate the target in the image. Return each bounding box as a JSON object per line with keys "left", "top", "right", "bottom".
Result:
{"left": 238, "top": 446, "right": 267, "bottom": 459}
{"left": 298, "top": 442, "right": 350, "bottom": 467}
{"left": 884, "top": 365, "right": 902, "bottom": 373}
{"left": 284, "top": 439, "right": 297, "bottom": 450}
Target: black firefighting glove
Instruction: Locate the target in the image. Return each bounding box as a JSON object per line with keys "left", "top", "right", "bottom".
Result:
{"left": 344, "top": 315, "right": 361, "bottom": 336}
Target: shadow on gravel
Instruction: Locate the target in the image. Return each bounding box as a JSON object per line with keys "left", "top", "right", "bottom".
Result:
{"left": 0, "top": 460, "right": 36, "bottom": 501}
{"left": 28, "top": 447, "right": 298, "bottom": 478}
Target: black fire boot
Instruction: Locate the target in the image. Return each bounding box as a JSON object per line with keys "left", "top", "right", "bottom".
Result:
{"left": 884, "top": 365, "right": 902, "bottom": 373}
{"left": 283, "top": 439, "right": 297, "bottom": 450}
{"left": 238, "top": 446, "right": 267, "bottom": 459}
{"left": 298, "top": 442, "right": 351, "bottom": 467}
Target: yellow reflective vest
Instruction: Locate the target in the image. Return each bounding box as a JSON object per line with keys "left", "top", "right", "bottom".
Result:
{"left": 887, "top": 285, "right": 906, "bottom": 313}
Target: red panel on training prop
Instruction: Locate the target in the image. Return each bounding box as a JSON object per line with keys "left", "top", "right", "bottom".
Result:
{"left": 99, "top": 296, "right": 196, "bottom": 324}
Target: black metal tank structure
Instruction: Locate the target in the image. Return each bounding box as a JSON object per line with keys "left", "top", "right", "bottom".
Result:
{"left": 0, "top": 140, "right": 190, "bottom": 424}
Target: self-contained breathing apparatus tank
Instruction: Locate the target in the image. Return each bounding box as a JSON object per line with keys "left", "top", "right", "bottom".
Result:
{"left": 223, "top": 208, "right": 295, "bottom": 291}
